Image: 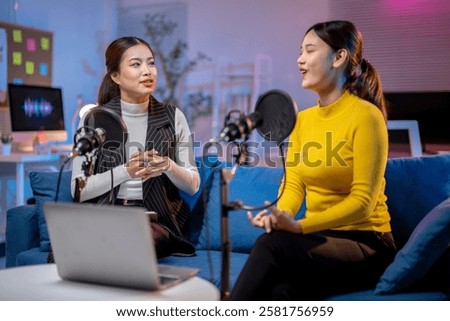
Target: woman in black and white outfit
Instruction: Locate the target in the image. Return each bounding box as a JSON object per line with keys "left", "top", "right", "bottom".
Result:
{"left": 71, "top": 37, "right": 200, "bottom": 258}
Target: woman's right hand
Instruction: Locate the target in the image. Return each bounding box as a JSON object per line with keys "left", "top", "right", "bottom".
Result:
{"left": 126, "top": 150, "right": 144, "bottom": 178}
{"left": 248, "top": 201, "right": 303, "bottom": 234}
{"left": 248, "top": 208, "right": 273, "bottom": 233}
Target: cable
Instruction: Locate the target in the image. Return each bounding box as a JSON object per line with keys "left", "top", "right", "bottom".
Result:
{"left": 109, "top": 168, "right": 114, "bottom": 205}
{"left": 54, "top": 158, "right": 71, "bottom": 203}
{"left": 240, "top": 142, "right": 288, "bottom": 211}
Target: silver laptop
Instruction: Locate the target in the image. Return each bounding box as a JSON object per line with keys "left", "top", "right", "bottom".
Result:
{"left": 43, "top": 201, "right": 199, "bottom": 290}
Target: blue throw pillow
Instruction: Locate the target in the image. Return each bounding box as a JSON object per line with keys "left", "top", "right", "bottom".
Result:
{"left": 29, "top": 171, "right": 73, "bottom": 252}
{"left": 385, "top": 154, "right": 450, "bottom": 248}
{"left": 375, "top": 197, "right": 450, "bottom": 294}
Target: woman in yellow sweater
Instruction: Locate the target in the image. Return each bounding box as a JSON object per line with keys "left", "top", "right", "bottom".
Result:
{"left": 231, "top": 20, "right": 397, "bottom": 300}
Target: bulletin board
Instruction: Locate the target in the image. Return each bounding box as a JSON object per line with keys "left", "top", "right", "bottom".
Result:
{"left": 0, "top": 21, "right": 53, "bottom": 107}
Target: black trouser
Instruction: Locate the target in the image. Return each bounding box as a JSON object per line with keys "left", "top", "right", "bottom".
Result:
{"left": 230, "top": 230, "right": 396, "bottom": 301}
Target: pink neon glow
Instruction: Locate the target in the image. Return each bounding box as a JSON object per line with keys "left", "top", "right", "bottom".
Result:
{"left": 385, "top": 0, "right": 446, "bottom": 11}
{"left": 388, "top": 0, "right": 425, "bottom": 6}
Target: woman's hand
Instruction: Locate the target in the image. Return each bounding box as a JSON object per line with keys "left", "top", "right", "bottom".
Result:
{"left": 247, "top": 201, "right": 302, "bottom": 234}
{"left": 127, "top": 149, "right": 172, "bottom": 181}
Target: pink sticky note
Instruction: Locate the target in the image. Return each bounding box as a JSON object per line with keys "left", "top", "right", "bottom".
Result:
{"left": 27, "top": 38, "right": 36, "bottom": 52}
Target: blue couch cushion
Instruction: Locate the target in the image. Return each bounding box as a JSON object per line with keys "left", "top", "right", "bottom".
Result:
{"left": 197, "top": 165, "right": 306, "bottom": 252}
{"left": 5, "top": 205, "right": 40, "bottom": 267}
{"left": 159, "top": 250, "right": 249, "bottom": 289}
{"left": 375, "top": 197, "right": 450, "bottom": 294}
{"left": 385, "top": 154, "right": 450, "bottom": 248}
{"left": 15, "top": 247, "right": 49, "bottom": 266}
{"left": 29, "top": 171, "right": 73, "bottom": 252}
{"left": 181, "top": 156, "right": 219, "bottom": 245}
{"left": 197, "top": 165, "right": 281, "bottom": 252}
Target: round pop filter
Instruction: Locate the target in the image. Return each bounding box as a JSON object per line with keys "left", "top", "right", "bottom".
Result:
{"left": 255, "top": 89, "right": 298, "bottom": 144}
{"left": 83, "top": 107, "right": 128, "bottom": 149}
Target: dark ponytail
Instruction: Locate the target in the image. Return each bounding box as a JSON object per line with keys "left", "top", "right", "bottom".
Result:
{"left": 307, "top": 21, "right": 387, "bottom": 120}
{"left": 350, "top": 58, "right": 387, "bottom": 120}
{"left": 97, "top": 74, "right": 120, "bottom": 106}
{"left": 97, "top": 36, "right": 154, "bottom": 106}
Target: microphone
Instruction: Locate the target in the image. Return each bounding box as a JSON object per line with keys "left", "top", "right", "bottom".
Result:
{"left": 67, "top": 127, "right": 106, "bottom": 159}
{"left": 212, "top": 89, "right": 297, "bottom": 145}
{"left": 217, "top": 112, "right": 263, "bottom": 142}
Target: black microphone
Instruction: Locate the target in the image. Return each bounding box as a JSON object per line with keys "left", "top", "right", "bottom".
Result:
{"left": 218, "top": 112, "right": 263, "bottom": 142}
{"left": 67, "top": 127, "right": 106, "bottom": 159}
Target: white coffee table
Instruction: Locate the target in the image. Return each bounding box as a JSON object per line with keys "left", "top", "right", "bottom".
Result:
{"left": 0, "top": 264, "right": 219, "bottom": 301}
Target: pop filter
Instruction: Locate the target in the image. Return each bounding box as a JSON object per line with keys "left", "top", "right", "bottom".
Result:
{"left": 255, "top": 89, "right": 298, "bottom": 144}
{"left": 83, "top": 107, "right": 128, "bottom": 149}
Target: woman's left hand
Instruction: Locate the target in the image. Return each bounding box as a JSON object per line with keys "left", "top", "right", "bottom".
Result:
{"left": 247, "top": 201, "right": 302, "bottom": 234}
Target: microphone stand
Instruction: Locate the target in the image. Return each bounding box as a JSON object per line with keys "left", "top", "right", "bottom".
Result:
{"left": 74, "top": 154, "right": 95, "bottom": 202}
{"left": 220, "top": 142, "right": 248, "bottom": 300}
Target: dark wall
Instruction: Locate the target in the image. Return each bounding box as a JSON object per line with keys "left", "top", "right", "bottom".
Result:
{"left": 385, "top": 92, "right": 450, "bottom": 145}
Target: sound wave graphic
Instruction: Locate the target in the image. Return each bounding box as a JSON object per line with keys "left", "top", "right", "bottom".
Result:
{"left": 22, "top": 98, "right": 54, "bottom": 117}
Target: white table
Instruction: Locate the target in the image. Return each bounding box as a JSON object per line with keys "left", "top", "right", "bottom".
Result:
{"left": 0, "top": 264, "right": 219, "bottom": 301}
{"left": 0, "top": 153, "right": 60, "bottom": 205}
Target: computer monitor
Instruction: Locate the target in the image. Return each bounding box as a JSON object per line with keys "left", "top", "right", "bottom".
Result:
{"left": 7, "top": 83, "right": 67, "bottom": 151}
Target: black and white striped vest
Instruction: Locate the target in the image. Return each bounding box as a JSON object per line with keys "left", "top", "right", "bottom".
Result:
{"left": 90, "top": 96, "right": 194, "bottom": 255}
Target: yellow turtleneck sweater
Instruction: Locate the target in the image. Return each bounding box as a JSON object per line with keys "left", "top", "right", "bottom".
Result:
{"left": 278, "top": 91, "right": 392, "bottom": 234}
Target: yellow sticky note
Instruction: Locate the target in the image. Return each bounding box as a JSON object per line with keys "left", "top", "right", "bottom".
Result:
{"left": 40, "top": 37, "right": 50, "bottom": 51}
{"left": 13, "top": 52, "right": 22, "bottom": 65}
{"left": 25, "top": 61, "right": 35, "bottom": 75}
{"left": 13, "top": 29, "right": 22, "bottom": 43}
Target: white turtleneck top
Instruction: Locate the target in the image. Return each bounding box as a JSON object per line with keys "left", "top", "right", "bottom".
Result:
{"left": 71, "top": 100, "right": 200, "bottom": 202}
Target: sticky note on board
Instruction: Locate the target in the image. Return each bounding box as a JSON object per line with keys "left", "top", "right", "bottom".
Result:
{"left": 39, "top": 63, "right": 48, "bottom": 76}
{"left": 25, "top": 61, "right": 35, "bottom": 75}
{"left": 13, "top": 51, "right": 22, "bottom": 65}
{"left": 41, "top": 37, "right": 50, "bottom": 50}
{"left": 13, "top": 29, "right": 22, "bottom": 43}
{"left": 27, "top": 38, "right": 36, "bottom": 51}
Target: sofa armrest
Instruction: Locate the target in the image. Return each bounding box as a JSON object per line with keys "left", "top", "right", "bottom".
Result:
{"left": 6, "top": 205, "right": 40, "bottom": 267}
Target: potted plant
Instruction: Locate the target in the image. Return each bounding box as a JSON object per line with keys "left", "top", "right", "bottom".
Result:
{"left": 142, "top": 13, "right": 212, "bottom": 127}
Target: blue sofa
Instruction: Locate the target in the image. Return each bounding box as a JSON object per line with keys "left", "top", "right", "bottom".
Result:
{"left": 6, "top": 154, "right": 450, "bottom": 300}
